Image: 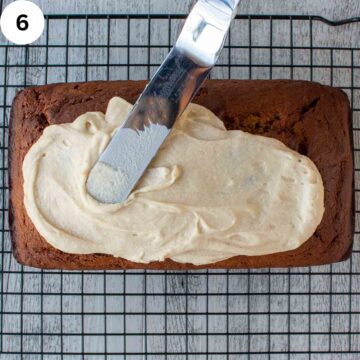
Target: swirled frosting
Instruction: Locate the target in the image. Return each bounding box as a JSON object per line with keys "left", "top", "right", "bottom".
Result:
{"left": 23, "top": 97, "right": 324, "bottom": 265}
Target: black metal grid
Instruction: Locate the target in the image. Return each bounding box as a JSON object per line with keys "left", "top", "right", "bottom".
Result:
{"left": 0, "top": 13, "right": 360, "bottom": 359}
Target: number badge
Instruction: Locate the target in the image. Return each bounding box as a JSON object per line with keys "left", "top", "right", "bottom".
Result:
{"left": 0, "top": 1, "right": 44, "bottom": 45}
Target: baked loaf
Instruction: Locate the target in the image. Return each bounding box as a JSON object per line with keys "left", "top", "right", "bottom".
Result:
{"left": 9, "top": 80, "right": 354, "bottom": 269}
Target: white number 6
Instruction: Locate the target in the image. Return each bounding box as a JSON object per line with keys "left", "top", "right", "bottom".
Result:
{"left": 0, "top": 1, "right": 44, "bottom": 45}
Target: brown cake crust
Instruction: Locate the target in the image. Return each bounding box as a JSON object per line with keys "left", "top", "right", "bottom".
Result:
{"left": 9, "top": 80, "right": 354, "bottom": 269}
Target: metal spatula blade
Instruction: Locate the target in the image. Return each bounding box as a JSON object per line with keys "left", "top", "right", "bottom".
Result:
{"left": 87, "top": 0, "right": 241, "bottom": 204}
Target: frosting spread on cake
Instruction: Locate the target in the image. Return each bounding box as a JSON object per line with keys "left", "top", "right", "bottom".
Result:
{"left": 23, "top": 97, "right": 324, "bottom": 265}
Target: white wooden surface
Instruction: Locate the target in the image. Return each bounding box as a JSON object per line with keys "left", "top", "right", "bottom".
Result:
{"left": 1, "top": 1, "right": 360, "bottom": 359}
{"left": 0, "top": 0, "right": 359, "bottom": 20}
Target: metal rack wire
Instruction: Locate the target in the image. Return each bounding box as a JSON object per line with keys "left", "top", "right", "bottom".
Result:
{"left": 0, "top": 13, "right": 359, "bottom": 359}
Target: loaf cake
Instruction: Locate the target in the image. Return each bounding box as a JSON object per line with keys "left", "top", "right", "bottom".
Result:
{"left": 9, "top": 80, "right": 354, "bottom": 269}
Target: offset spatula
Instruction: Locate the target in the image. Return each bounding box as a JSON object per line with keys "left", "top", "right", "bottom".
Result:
{"left": 87, "top": 0, "right": 241, "bottom": 204}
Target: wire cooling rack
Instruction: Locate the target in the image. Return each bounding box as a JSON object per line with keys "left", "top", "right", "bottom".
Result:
{"left": 0, "top": 13, "right": 360, "bottom": 359}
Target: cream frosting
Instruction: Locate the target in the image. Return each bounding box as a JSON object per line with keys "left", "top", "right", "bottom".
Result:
{"left": 23, "top": 97, "right": 325, "bottom": 265}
